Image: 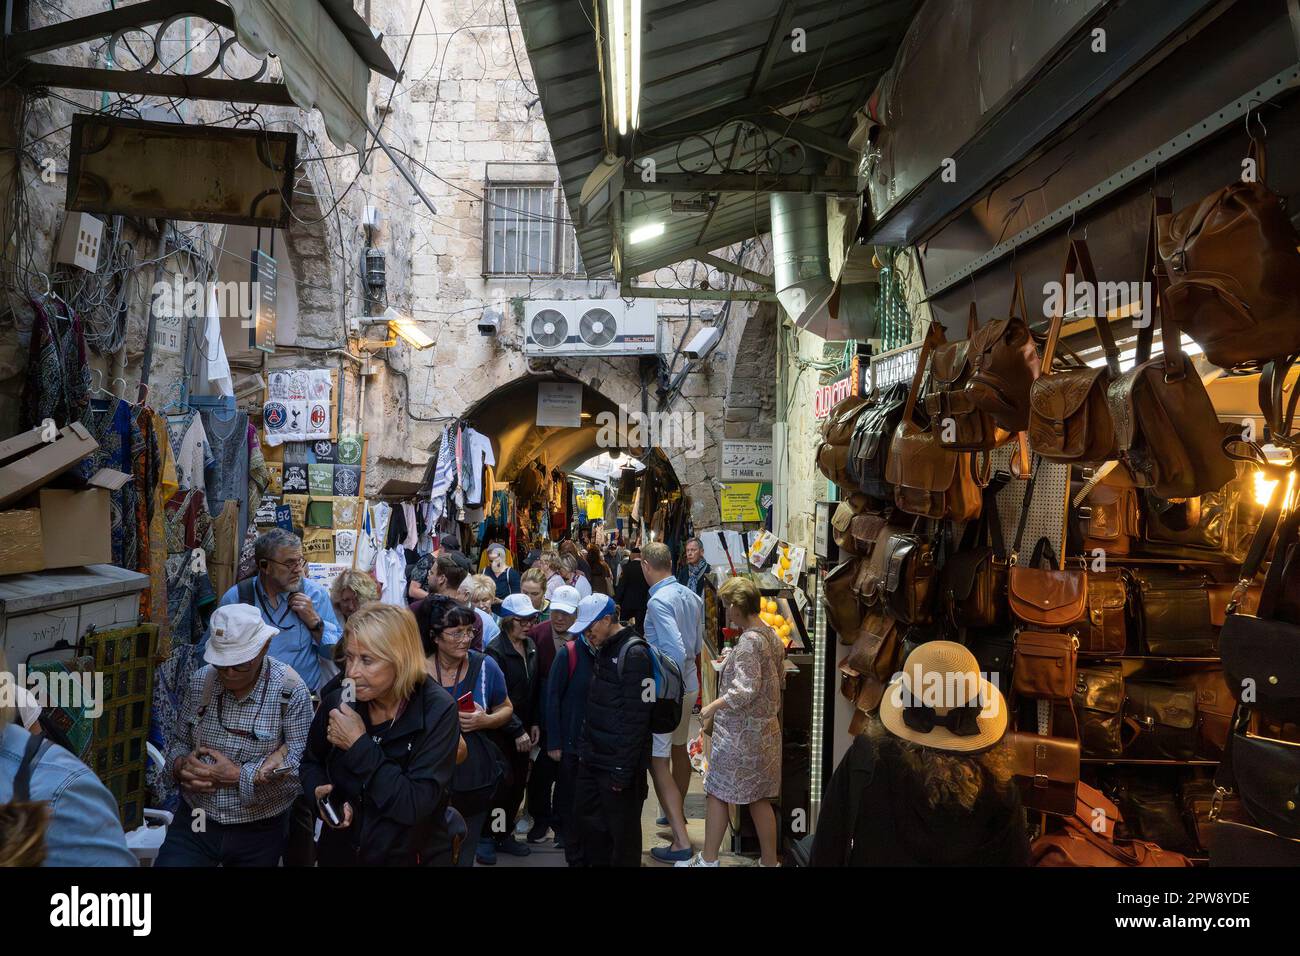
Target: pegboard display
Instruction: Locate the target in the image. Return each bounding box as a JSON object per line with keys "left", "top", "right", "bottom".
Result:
{"left": 991, "top": 447, "right": 1070, "bottom": 567}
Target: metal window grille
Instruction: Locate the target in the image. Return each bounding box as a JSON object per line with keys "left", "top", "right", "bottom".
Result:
{"left": 874, "top": 248, "right": 911, "bottom": 351}
{"left": 484, "top": 183, "right": 584, "bottom": 276}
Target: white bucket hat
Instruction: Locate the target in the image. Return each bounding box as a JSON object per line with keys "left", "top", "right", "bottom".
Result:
{"left": 205, "top": 604, "right": 278, "bottom": 668}
{"left": 878, "top": 641, "right": 1008, "bottom": 753}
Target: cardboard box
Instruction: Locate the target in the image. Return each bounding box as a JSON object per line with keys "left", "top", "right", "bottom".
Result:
{"left": 39, "top": 487, "right": 112, "bottom": 569}
{"left": 0, "top": 508, "right": 44, "bottom": 575}
{"left": 0, "top": 422, "right": 98, "bottom": 509}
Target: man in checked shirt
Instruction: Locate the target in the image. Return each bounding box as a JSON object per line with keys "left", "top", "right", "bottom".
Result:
{"left": 156, "top": 604, "right": 313, "bottom": 867}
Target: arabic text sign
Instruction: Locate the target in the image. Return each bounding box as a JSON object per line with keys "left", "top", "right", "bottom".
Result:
{"left": 720, "top": 441, "right": 773, "bottom": 481}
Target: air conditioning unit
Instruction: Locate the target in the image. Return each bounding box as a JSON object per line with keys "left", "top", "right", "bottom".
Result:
{"left": 523, "top": 299, "right": 662, "bottom": 357}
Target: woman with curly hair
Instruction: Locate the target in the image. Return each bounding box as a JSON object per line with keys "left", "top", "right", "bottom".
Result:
{"left": 810, "top": 641, "right": 1028, "bottom": 866}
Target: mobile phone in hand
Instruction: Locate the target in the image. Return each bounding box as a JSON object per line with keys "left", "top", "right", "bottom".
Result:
{"left": 319, "top": 793, "right": 344, "bottom": 827}
{"left": 457, "top": 692, "right": 475, "bottom": 713}
{"left": 270, "top": 765, "right": 294, "bottom": 776}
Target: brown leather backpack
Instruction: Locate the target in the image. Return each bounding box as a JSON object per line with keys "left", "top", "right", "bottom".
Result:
{"left": 966, "top": 275, "right": 1042, "bottom": 432}
{"left": 924, "top": 308, "right": 1003, "bottom": 451}
{"left": 1028, "top": 238, "right": 1121, "bottom": 463}
{"left": 885, "top": 325, "right": 984, "bottom": 521}
{"left": 1157, "top": 140, "right": 1300, "bottom": 371}
{"left": 817, "top": 394, "right": 871, "bottom": 490}
{"left": 1105, "top": 198, "right": 1236, "bottom": 499}
{"left": 1032, "top": 782, "right": 1192, "bottom": 867}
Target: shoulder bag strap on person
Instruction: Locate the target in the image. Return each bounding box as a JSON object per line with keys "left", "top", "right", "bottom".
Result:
{"left": 13, "top": 733, "right": 47, "bottom": 802}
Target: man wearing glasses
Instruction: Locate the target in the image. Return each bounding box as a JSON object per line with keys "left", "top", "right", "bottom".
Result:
{"left": 210, "top": 528, "right": 342, "bottom": 693}
{"left": 156, "top": 604, "right": 313, "bottom": 866}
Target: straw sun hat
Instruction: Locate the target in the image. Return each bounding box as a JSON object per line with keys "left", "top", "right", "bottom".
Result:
{"left": 878, "top": 640, "right": 1009, "bottom": 753}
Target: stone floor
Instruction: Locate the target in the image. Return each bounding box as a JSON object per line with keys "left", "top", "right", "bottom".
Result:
{"left": 490, "top": 719, "right": 753, "bottom": 868}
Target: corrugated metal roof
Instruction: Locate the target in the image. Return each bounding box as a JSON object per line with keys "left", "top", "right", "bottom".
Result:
{"left": 516, "top": 0, "right": 920, "bottom": 279}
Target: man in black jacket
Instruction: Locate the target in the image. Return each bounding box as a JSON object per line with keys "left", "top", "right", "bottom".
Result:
{"left": 485, "top": 594, "right": 541, "bottom": 856}
{"left": 614, "top": 546, "right": 650, "bottom": 634}
{"left": 573, "top": 594, "right": 654, "bottom": 866}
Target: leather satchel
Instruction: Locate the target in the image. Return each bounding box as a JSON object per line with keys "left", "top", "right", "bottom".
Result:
{"left": 1156, "top": 138, "right": 1300, "bottom": 371}
{"left": 1074, "top": 463, "right": 1141, "bottom": 556}
{"left": 837, "top": 611, "right": 901, "bottom": 716}
{"left": 1219, "top": 713, "right": 1300, "bottom": 840}
{"left": 852, "top": 521, "right": 903, "bottom": 606}
{"left": 966, "top": 274, "right": 1043, "bottom": 432}
{"left": 1009, "top": 730, "right": 1080, "bottom": 816}
{"left": 1028, "top": 238, "right": 1121, "bottom": 463}
{"left": 830, "top": 494, "right": 871, "bottom": 556}
{"left": 879, "top": 529, "right": 936, "bottom": 626}
{"left": 1055, "top": 665, "right": 1127, "bottom": 757}
{"left": 924, "top": 308, "right": 1002, "bottom": 451}
{"left": 1081, "top": 570, "right": 1128, "bottom": 655}
{"left": 1112, "top": 777, "right": 1196, "bottom": 853}
{"left": 1124, "top": 681, "right": 1199, "bottom": 760}
{"left": 1012, "top": 630, "right": 1079, "bottom": 700}
{"left": 886, "top": 325, "right": 985, "bottom": 522}
{"left": 1221, "top": 495, "right": 1300, "bottom": 722}
{"left": 1106, "top": 197, "right": 1236, "bottom": 499}
{"left": 1132, "top": 570, "right": 1216, "bottom": 657}
{"left": 848, "top": 381, "right": 909, "bottom": 500}
{"left": 1009, "top": 538, "right": 1087, "bottom": 630}
{"left": 823, "top": 558, "right": 863, "bottom": 642}
{"left": 817, "top": 393, "right": 872, "bottom": 491}
{"left": 940, "top": 475, "right": 1010, "bottom": 630}
{"left": 1187, "top": 668, "right": 1235, "bottom": 759}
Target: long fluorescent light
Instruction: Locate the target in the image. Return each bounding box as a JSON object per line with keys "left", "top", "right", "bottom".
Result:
{"left": 605, "top": 0, "right": 641, "bottom": 135}
{"left": 628, "top": 221, "right": 664, "bottom": 244}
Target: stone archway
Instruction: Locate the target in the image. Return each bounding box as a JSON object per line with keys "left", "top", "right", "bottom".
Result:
{"left": 282, "top": 162, "right": 349, "bottom": 348}
{"left": 723, "top": 302, "right": 778, "bottom": 444}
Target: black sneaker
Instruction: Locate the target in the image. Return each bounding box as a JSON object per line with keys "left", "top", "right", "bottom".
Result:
{"left": 527, "top": 821, "right": 551, "bottom": 844}
{"left": 496, "top": 836, "right": 532, "bottom": 857}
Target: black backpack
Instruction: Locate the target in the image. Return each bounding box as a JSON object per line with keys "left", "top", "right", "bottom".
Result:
{"left": 848, "top": 382, "right": 909, "bottom": 500}
{"left": 616, "top": 637, "right": 684, "bottom": 735}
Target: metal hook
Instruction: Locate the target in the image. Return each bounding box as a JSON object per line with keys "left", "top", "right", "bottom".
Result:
{"left": 112, "top": 377, "right": 127, "bottom": 399}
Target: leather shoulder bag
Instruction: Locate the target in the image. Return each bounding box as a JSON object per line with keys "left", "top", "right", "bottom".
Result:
{"left": 1081, "top": 569, "right": 1128, "bottom": 655}
{"left": 1007, "top": 462, "right": 1088, "bottom": 629}
{"left": 837, "top": 610, "right": 901, "bottom": 716}
{"left": 939, "top": 473, "right": 1011, "bottom": 631}
{"left": 1029, "top": 238, "right": 1122, "bottom": 463}
{"left": 1123, "top": 681, "right": 1199, "bottom": 760}
{"left": 1053, "top": 665, "right": 1129, "bottom": 758}
{"left": 848, "top": 381, "right": 910, "bottom": 500}
{"left": 924, "top": 307, "right": 1003, "bottom": 451}
{"left": 1157, "top": 138, "right": 1300, "bottom": 371}
{"left": 886, "top": 325, "right": 984, "bottom": 521}
{"left": 966, "top": 274, "right": 1043, "bottom": 433}
{"left": 1073, "top": 462, "right": 1142, "bottom": 556}
{"left": 879, "top": 521, "right": 937, "bottom": 626}
{"left": 1131, "top": 569, "right": 1217, "bottom": 657}
{"left": 1010, "top": 727, "right": 1080, "bottom": 816}
{"left": 1013, "top": 629, "right": 1079, "bottom": 700}
{"left": 1214, "top": 707, "right": 1300, "bottom": 841}
{"left": 824, "top": 557, "right": 864, "bottom": 642}
{"left": 1105, "top": 197, "right": 1237, "bottom": 499}
{"left": 817, "top": 393, "right": 872, "bottom": 491}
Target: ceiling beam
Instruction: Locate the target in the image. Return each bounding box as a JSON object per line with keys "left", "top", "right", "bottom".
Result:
{"left": 747, "top": 111, "right": 856, "bottom": 162}
{"left": 627, "top": 170, "right": 858, "bottom": 196}
{"left": 620, "top": 278, "right": 776, "bottom": 302}
{"left": 747, "top": 0, "right": 799, "bottom": 97}
{"left": 14, "top": 62, "right": 297, "bottom": 107}
{"left": 698, "top": 252, "right": 773, "bottom": 288}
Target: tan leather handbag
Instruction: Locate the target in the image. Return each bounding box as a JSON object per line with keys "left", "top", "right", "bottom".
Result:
{"left": 1105, "top": 198, "right": 1236, "bottom": 499}
{"left": 966, "top": 274, "right": 1043, "bottom": 433}
{"left": 1012, "top": 630, "right": 1079, "bottom": 700}
{"left": 837, "top": 611, "right": 901, "bottom": 715}
{"left": 816, "top": 393, "right": 872, "bottom": 490}
{"left": 1028, "top": 238, "right": 1121, "bottom": 463}
{"left": 1081, "top": 570, "right": 1128, "bottom": 655}
{"left": 1075, "top": 463, "right": 1142, "bottom": 556}
{"left": 1009, "top": 730, "right": 1080, "bottom": 816}
{"left": 824, "top": 558, "right": 863, "bottom": 642}
{"left": 886, "top": 325, "right": 984, "bottom": 521}
{"left": 1157, "top": 139, "right": 1300, "bottom": 371}
{"left": 1007, "top": 464, "right": 1087, "bottom": 628}
{"left": 924, "top": 306, "right": 1003, "bottom": 451}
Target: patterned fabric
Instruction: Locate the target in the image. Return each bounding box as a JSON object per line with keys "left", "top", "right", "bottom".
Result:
{"left": 247, "top": 422, "right": 270, "bottom": 509}
{"left": 131, "top": 406, "right": 161, "bottom": 622}
{"left": 82, "top": 399, "right": 134, "bottom": 566}
{"left": 705, "top": 623, "right": 786, "bottom": 805}
{"left": 165, "top": 657, "right": 314, "bottom": 825}
{"left": 20, "top": 297, "right": 92, "bottom": 431}
{"left": 146, "top": 408, "right": 176, "bottom": 638}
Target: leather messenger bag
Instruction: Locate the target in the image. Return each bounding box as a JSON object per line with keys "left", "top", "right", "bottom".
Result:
{"left": 924, "top": 304, "right": 1003, "bottom": 451}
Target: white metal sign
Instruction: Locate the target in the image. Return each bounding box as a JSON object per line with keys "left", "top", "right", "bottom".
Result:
{"left": 721, "top": 440, "right": 774, "bottom": 481}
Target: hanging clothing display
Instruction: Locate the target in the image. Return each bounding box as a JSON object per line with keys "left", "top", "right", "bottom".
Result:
{"left": 203, "top": 292, "right": 234, "bottom": 397}
{"left": 81, "top": 398, "right": 137, "bottom": 568}
{"left": 262, "top": 368, "right": 332, "bottom": 445}
{"left": 20, "top": 297, "right": 92, "bottom": 432}
{"left": 210, "top": 499, "right": 239, "bottom": 598}
{"left": 375, "top": 546, "right": 410, "bottom": 606}
{"left": 166, "top": 411, "right": 212, "bottom": 498}
{"left": 145, "top": 408, "right": 177, "bottom": 638}
{"left": 461, "top": 427, "right": 495, "bottom": 506}
{"left": 426, "top": 424, "right": 457, "bottom": 527}
{"left": 199, "top": 407, "right": 251, "bottom": 542}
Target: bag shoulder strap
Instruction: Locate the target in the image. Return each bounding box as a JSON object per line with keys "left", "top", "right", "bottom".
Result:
{"left": 966, "top": 302, "right": 979, "bottom": 338}
{"left": 237, "top": 576, "right": 257, "bottom": 604}
{"left": 13, "top": 733, "right": 47, "bottom": 803}
{"left": 1041, "top": 238, "right": 1121, "bottom": 377}
{"left": 1136, "top": 196, "right": 1182, "bottom": 376}
{"left": 903, "top": 324, "right": 946, "bottom": 426}
{"left": 1012, "top": 454, "right": 1042, "bottom": 556}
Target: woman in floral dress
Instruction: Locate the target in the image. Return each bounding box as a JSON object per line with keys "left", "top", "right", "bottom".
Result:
{"left": 678, "top": 576, "right": 786, "bottom": 867}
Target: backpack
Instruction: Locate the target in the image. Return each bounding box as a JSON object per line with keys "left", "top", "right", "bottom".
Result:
{"left": 0, "top": 734, "right": 51, "bottom": 866}
{"left": 616, "top": 637, "right": 684, "bottom": 735}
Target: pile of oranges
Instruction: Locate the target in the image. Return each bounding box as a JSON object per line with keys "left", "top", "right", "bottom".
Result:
{"left": 759, "top": 597, "right": 793, "bottom": 645}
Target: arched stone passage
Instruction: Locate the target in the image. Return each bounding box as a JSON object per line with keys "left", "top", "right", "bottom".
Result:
{"left": 723, "top": 301, "right": 778, "bottom": 443}
{"left": 282, "top": 163, "right": 349, "bottom": 348}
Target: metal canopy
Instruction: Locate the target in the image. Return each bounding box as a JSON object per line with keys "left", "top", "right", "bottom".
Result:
{"left": 516, "top": 0, "right": 919, "bottom": 281}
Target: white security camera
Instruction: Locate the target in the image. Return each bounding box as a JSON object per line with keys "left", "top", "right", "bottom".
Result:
{"left": 683, "top": 326, "right": 721, "bottom": 360}
{"left": 478, "top": 309, "right": 503, "bottom": 336}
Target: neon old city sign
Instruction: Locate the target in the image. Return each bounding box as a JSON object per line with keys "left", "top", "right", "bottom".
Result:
{"left": 813, "top": 356, "right": 867, "bottom": 420}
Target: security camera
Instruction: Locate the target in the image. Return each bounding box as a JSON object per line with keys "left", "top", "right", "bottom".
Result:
{"left": 478, "top": 309, "right": 503, "bottom": 336}
{"left": 683, "top": 326, "right": 721, "bottom": 360}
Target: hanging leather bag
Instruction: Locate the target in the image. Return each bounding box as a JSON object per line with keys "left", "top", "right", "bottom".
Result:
{"left": 824, "top": 558, "right": 863, "bottom": 642}
{"left": 878, "top": 524, "right": 937, "bottom": 626}
{"left": 1156, "top": 138, "right": 1300, "bottom": 371}
{"left": 939, "top": 473, "right": 1011, "bottom": 630}
{"left": 837, "top": 610, "right": 902, "bottom": 715}
{"left": 1009, "top": 728, "right": 1080, "bottom": 816}
{"left": 1028, "top": 238, "right": 1123, "bottom": 463}
{"left": 816, "top": 393, "right": 872, "bottom": 491}
{"left": 848, "top": 381, "right": 910, "bottom": 500}
{"left": 924, "top": 306, "right": 1004, "bottom": 451}
{"left": 1215, "top": 708, "right": 1300, "bottom": 841}
{"left": 1130, "top": 569, "right": 1217, "bottom": 657}
{"left": 1031, "top": 782, "right": 1191, "bottom": 867}
{"left": 886, "top": 325, "right": 985, "bottom": 521}
{"left": 1105, "top": 197, "right": 1236, "bottom": 499}
{"left": 1081, "top": 570, "right": 1128, "bottom": 655}
{"left": 1123, "top": 681, "right": 1199, "bottom": 760}
{"left": 1053, "top": 665, "right": 1130, "bottom": 757}
{"left": 1012, "top": 630, "right": 1079, "bottom": 700}
{"left": 1006, "top": 463, "right": 1087, "bottom": 628}
{"left": 1073, "top": 463, "right": 1142, "bottom": 556}
{"left": 966, "top": 274, "right": 1043, "bottom": 432}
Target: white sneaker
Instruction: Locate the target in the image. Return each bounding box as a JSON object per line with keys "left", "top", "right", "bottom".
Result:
{"left": 674, "top": 852, "right": 720, "bottom": 868}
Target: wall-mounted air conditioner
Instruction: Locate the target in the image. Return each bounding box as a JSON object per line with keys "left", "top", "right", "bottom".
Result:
{"left": 523, "top": 299, "right": 662, "bottom": 357}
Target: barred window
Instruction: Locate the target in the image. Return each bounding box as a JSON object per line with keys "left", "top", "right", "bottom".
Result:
{"left": 483, "top": 183, "right": 583, "bottom": 276}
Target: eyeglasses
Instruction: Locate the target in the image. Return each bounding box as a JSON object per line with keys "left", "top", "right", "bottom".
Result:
{"left": 215, "top": 659, "right": 259, "bottom": 674}
{"left": 267, "top": 556, "right": 306, "bottom": 571}
{"left": 441, "top": 627, "right": 475, "bottom": 643}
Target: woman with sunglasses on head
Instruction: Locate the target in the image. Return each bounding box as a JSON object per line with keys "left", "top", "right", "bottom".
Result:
{"left": 155, "top": 604, "right": 314, "bottom": 867}
{"left": 301, "top": 602, "right": 461, "bottom": 866}
{"left": 417, "top": 596, "right": 515, "bottom": 866}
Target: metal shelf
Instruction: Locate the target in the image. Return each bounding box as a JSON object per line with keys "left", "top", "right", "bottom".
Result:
{"left": 1082, "top": 758, "right": 1219, "bottom": 766}
{"left": 1078, "top": 654, "right": 1222, "bottom": 663}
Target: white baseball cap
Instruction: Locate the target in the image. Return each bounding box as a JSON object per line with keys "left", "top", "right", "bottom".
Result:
{"left": 205, "top": 604, "right": 277, "bottom": 668}
{"left": 550, "top": 585, "right": 581, "bottom": 615}
{"left": 499, "top": 593, "right": 540, "bottom": 620}
{"left": 572, "top": 595, "right": 617, "bottom": 634}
